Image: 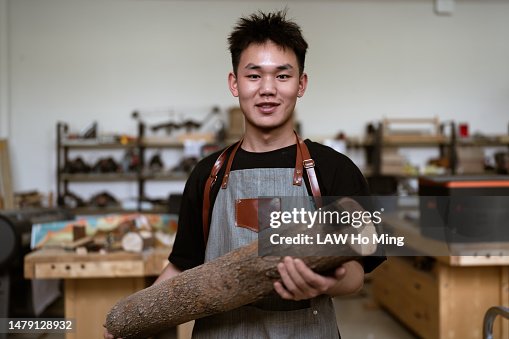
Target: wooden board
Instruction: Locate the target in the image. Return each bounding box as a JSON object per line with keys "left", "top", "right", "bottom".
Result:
{"left": 24, "top": 248, "right": 170, "bottom": 279}
{"left": 382, "top": 135, "right": 448, "bottom": 145}
{"left": 0, "top": 139, "right": 14, "bottom": 209}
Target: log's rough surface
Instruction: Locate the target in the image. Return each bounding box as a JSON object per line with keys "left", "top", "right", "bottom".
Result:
{"left": 106, "top": 198, "right": 377, "bottom": 338}
{"left": 105, "top": 241, "right": 359, "bottom": 339}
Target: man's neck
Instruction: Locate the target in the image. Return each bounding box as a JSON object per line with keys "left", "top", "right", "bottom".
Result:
{"left": 241, "top": 128, "right": 296, "bottom": 152}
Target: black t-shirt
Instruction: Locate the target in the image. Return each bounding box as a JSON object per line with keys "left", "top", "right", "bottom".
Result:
{"left": 169, "top": 140, "right": 385, "bottom": 272}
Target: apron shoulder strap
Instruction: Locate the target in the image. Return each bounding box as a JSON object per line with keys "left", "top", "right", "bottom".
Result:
{"left": 295, "top": 134, "right": 323, "bottom": 208}
{"left": 202, "top": 140, "right": 242, "bottom": 244}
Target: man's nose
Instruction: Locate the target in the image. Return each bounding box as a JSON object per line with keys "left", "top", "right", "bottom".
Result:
{"left": 259, "top": 77, "right": 276, "bottom": 96}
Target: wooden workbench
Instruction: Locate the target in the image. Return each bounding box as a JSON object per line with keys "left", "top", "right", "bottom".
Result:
{"left": 373, "top": 214, "right": 509, "bottom": 339}
{"left": 24, "top": 248, "right": 172, "bottom": 339}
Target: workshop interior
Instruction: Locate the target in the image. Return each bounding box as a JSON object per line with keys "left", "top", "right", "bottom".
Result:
{"left": 1, "top": 0, "right": 509, "bottom": 338}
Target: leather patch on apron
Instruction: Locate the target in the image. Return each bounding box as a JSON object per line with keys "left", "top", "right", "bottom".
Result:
{"left": 235, "top": 197, "right": 281, "bottom": 232}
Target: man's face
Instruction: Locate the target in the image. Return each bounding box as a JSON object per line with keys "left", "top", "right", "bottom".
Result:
{"left": 228, "top": 41, "right": 307, "bottom": 134}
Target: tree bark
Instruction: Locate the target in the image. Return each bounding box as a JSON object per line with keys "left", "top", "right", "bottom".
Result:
{"left": 105, "top": 197, "right": 377, "bottom": 338}
{"left": 105, "top": 241, "right": 360, "bottom": 338}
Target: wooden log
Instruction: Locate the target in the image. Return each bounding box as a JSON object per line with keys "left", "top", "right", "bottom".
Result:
{"left": 105, "top": 243, "right": 362, "bottom": 338}
{"left": 105, "top": 197, "right": 378, "bottom": 338}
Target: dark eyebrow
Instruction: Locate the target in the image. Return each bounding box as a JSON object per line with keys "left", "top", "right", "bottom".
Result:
{"left": 245, "top": 63, "right": 261, "bottom": 70}
{"left": 244, "top": 63, "right": 294, "bottom": 71}
{"left": 277, "top": 64, "right": 293, "bottom": 70}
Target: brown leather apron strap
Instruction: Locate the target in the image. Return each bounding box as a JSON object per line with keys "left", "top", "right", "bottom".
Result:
{"left": 293, "top": 135, "right": 304, "bottom": 186}
{"left": 202, "top": 140, "right": 241, "bottom": 243}
{"left": 296, "top": 133, "right": 323, "bottom": 208}
{"left": 221, "top": 139, "right": 243, "bottom": 189}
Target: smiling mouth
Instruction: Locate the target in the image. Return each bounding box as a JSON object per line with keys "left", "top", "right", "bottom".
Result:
{"left": 256, "top": 103, "right": 280, "bottom": 113}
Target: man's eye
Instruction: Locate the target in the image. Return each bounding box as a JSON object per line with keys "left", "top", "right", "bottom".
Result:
{"left": 277, "top": 74, "right": 290, "bottom": 80}
{"left": 247, "top": 74, "right": 260, "bottom": 79}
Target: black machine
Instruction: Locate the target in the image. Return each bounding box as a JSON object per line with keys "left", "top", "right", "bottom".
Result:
{"left": 419, "top": 175, "right": 509, "bottom": 243}
{"left": 0, "top": 208, "right": 74, "bottom": 324}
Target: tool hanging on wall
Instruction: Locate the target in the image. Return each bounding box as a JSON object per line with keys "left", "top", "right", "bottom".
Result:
{"left": 132, "top": 106, "right": 224, "bottom": 138}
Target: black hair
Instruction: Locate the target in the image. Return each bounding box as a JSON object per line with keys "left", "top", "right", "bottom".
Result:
{"left": 228, "top": 10, "right": 308, "bottom": 75}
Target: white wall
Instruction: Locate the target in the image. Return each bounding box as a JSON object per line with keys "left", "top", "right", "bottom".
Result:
{"left": 3, "top": 0, "right": 509, "bottom": 197}
{"left": 0, "top": 0, "right": 9, "bottom": 139}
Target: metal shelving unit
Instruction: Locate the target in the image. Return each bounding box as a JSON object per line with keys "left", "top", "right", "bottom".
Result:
{"left": 56, "top": 122, "right": 199, "bottom": 214}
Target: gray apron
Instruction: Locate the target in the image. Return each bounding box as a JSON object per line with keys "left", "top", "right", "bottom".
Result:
{"left": 192, "top": 167, "right": 340, "bottom": 339}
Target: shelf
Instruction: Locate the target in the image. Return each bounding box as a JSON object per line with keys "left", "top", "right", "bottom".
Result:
{"left": 382, "top": 135, "right": 449, "bottom": 146}
{"left": 141, "top": 134, "right": 217, "bottom": 148}
{"left": 60, "top": 173, "right": 138, "bottom": 182}
{"left": 140, "top": 171, "right": 189, "bottom": 181}
{"left": 139, "top": 205, "right": 169, "bottom": 214}
{"left": 57, "top": 121, "right": 208, "bottom": 213}
{"left": 61, "top": 141, "right": 137, "bottom": 149}
{"left": 348, "top": 135, "right": 509, "bottom": 149}
{"left": 73, "top": 204, "right": 171, "bottom": 215}
{"left": 346, "top": 136, "right": 451, "bottom": 148}
{"left": 71, "top": 206, "right": 137, "bottom": 215}
{"left": 457, "top": 136, "right": 509, "bottom": 147}
{"left": 499, "top": 135, "right": 509, "bottom": 143}
{"left": 141, "top": 137, "right": 184, "bottom": 148}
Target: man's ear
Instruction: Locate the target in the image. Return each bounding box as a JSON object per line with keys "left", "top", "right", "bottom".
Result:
{"left": 298, "top": 72, "right": 308, "bottom": 98}
{"left": 228, "top": 72, "right": 239, "bottom": 97}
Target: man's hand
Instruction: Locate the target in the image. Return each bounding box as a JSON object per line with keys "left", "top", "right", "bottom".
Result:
{"left": 274, "top": 257, "right": 364, "bottom": 300}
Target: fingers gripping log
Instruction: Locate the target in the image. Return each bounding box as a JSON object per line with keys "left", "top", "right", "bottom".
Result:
{"left": 105, "top": 198, "right": 378, "bottom": 338}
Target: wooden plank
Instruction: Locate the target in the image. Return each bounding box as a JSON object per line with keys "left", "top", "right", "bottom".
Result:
{"left": 383, "top": 117, "right": 439, "bottom": 125}
{"left": 382, "top": 117, "right": 441, "bottom": 140}
{"left": 383, "top": 135, "right": 448, "bottom": 145}
{"left": 35, "top": 261, "right": 145, "bottom": 279}
{"left": 26, "top": 248, "right": 142, "bottom": 264}
{"left": 0, "top": 139, "right": 14, "bottom": 209}
{"left": 24, "top": 248, "right": 170, "bottom": 279}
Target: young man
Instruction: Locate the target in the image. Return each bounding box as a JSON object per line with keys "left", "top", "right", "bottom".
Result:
{"left": 106, "top": 10, "right": 383, "bottom": 339}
